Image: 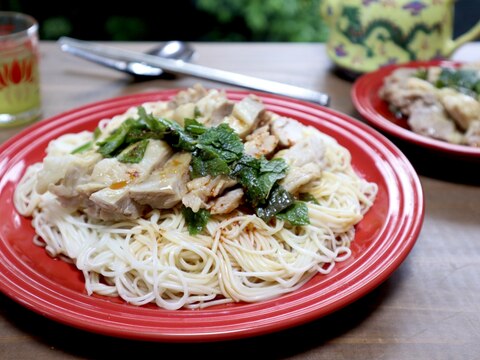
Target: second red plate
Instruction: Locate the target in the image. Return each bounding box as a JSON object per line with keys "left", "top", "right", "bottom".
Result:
{"left": 352, "top": 60, "right": 480, "bottom": 160}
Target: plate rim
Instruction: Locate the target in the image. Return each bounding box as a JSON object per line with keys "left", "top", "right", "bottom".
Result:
{"left": 351, "top": 59, "right": 480, "bottom": 158}
{"left": 0, "top": 89, "right": 424, "bottom": 342}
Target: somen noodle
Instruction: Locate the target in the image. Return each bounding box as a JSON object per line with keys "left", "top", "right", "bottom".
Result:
{"left": 14, "top": 86, "right": 377, "bottom": 310}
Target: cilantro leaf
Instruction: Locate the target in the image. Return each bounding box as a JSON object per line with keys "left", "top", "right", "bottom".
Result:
{"left": 184, "top": 118, "right": 207, "bottom": 136}
{"left": 117, "top": 139, "right": 150, "bottom": 163}
{"left": 414, "top": 68, "right": 428, "bottom": 80}
{"left": 299, "top": 193, "right": 319, "bottom": 205}
{"left": 72, "top": 126, "right": 102, "bottom": 154}
{"left": 71, "top": 141, "right": 93, "bottom": 154}
{"left": 190, "top": 155, "right": 230, "bottom": 178}
{"left": 124, "top": 127, "right": 162, "bottom": 144}
{"left": 436, "top": 68, "right": 480, "bottom": 97}
{"left": 157, "top": 117, "right": 197, "bottom": 151}
{"left": 196, "top": 123, "right": 244, "bottom": 163}
{"left": 258, "top": 157, "right": 289, "bottom": 198}
{"left": 93, "top": 127, "right": 102, "bottom": 140}
{"left": 96, "top": 119, "right": 137, "bottom": 157}
{"left": 137, "top": 106, "right": 168, "bottom": 133}
{"left": 256, "top": 185, "right": 294, "bottom": 221}
{"left": 231, "top": 156, "right": 288, "bottom": 207}
{"left": 189, "top": 123, "right": 244, "bottom": 179}
{"left": 182, "top": 207, "right": 211, "bottom": 235}
{"left": 194, "top": 106, "right": 202, "bottom": 118}
{"left": 277, "top": 201, "right": 310, "bottom": 226}
{"left": 97, "top": 107, "right": 198, "bottom": 159}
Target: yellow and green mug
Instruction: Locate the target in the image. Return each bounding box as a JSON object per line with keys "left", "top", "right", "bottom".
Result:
{"left": 321, "top": 0, "right": 480, "bottom": 74}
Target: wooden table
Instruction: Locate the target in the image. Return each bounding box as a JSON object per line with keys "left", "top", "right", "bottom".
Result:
{"left": 1, "top": 42, "right": 479, "bottom": 360}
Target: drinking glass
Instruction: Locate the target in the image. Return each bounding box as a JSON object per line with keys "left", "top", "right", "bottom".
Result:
{"left": 0, "top": 11, "right": 41, "bottom": 127}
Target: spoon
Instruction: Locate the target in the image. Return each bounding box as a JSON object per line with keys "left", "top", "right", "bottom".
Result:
{"left": 61, "top": 40, "right": 195, "bottom": 78}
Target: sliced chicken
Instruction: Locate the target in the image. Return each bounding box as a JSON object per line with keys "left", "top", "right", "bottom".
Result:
{"left": 209, "top": 102, "right": 234, "bottom": 127}
{"left": 169, "top": 83, "right": 208, "bottom": 108}
{"left": 274, "top": 130, "right": 325, "bottom": 195}
{"left": 36, "top": 151, "right": 102, "bottom": 194}
{"left": 223, "top": 95, "right": 265, "bottom": 137}
{"left": 465, "top": 120, "right": 480, "bottom": 147}
{"left": 87, "top": 187, "right": 145, "bottom": 221}
{"left": 171, "top": 103, "right": 196, "bottom": 126}
{"left": 70, "top": 140, "right": 173, "bottom": 221}
{"left": 209, "top": 188, "right": 244, "bottom": 215}
{"left": 47, "top": 152, "right": 103, "bottom": 208}
{"left": 378, "top": 68, "right": 417, "bottom": 108}
{"left": 437, "top": 88, "right": 480, "bottom": 131}
{"left": 79, "top": 140, "right": 173, "bottom": 194}
{"left": 170, "top": 89, "right": 234, "bottom": 127}
{"left": 142, "top": 101, "right": 173, "bottom": 118}
{"left": 45, "top": 131, "right": 93, "bottom": 157}
{"left": 137, "top": 140, "right": 174, "bottom": 173}
{"left": 270, "top": 116, "right": 309, "bottom": 147}
{"left": 426, "top": 66, "right": 442, "bottom": 84}
{"left": 379, "top": 69, "right": 439, "bottom": 116}
{"left": 379, "top": 67, "right": 480, "bottom": 146}
{"left": 460, "top": 63, "right": 480, "bottom": 71}
{"left": 257, "top": 110, "right": 275, "bottom": 128}
{"left": 244, "top": 125, "right": 279, "bottom": 158}
{"left": 274, "top": 131, "right": 325, "bottom": 168}
{"left": 32, "top": 86, "right": 341, "bottom": 224}
{"left": 408, "top": 101, "right": 464, "bottom": 144}
{"left": 381, "top": 68, "right": 417, "bottom": 88}
{"left": 182, "top": 175, "right": 237, "bottom": 212}
{"left": 129, "top": 152, "right": 192, "bottom": 209}
{"left": 98, "top": 110, "right": 138, "bottom": 139}
{"left": 280, "top": 162, "right": 323, "bottom": 194}
{"left": 194, "top": 89, "right": 232, "bottom": 126}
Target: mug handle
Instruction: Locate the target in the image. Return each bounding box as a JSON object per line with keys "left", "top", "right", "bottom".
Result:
{"left": 444, "top": 20, "right": 480, "bottom": 56}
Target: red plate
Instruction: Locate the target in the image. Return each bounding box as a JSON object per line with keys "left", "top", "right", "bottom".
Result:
{"left": 352, "top": 60, "right": 480, "bottom": 159}
{"left": 0, "top": 90, "right": 423, "bottom": 342}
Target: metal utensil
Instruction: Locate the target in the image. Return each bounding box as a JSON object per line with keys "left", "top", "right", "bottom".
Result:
{"left": 58, "top": 37, "right": 330, "bottom": 106}
{"left": 58, "top": 39, "right": 195, "bottom": 78}
{"left": 129, "top": 40, "right": 195, "bottom": 77}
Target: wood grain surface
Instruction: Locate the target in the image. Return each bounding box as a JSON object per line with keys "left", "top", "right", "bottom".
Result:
{"left": 0, "top": 42, "right": 479, "bottom": 360}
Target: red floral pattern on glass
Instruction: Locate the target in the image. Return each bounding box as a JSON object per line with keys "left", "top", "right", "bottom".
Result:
{"left": 0, "top": 57, "right": 35, "bottom": 90}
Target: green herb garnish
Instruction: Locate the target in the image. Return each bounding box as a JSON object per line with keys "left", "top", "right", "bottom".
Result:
{"left": 414, "top": 68, "right": 428, "bottom": 80}
{"left": 299, "top": 193, "right": 319, "bottom": 205}
{"left": 71, "top": 141, "right": 93, "bottom": 154}
{"left": 190, "top": 155, "right": 231, "bottom": 178}
{"left": 256, "top": 185, "right": 294, "bottom": 221}
{"left": 231, "top": 156, "right": 288, "bottom": 207}
{"left": 116, "top": 139, "right": 150, "bottom": 163}
{"left": 182, "top": 207, "right": 211, "bottom": 235}
{"left": 190, "top": 123, "right": 244, "bottom": 178}
{"left": 196, "top": 123, "right": 244, "bottom": 163}
{"left": 276, "top": 201, "right": 310, "bottom": 226}
{"left": 97, "top": 119, "right": 137, "bottom": 157}
{"left": 184, "top": 118, "right": 207, "bottom": 136}
{"left": 435, "top": 68, "right": 480, "bottom": 98}
{"left": 193, "top": 106, "right": 202, "bottom": 119}
{"left": 95, "top": 106, "right": 310, "bottom": 233}
{"left": 71, "top": 126, "right": 102, "bottom": 154}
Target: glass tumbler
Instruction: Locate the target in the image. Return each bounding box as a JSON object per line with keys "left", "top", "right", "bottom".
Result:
{"left": 0, "top": 12, "right": 41, "bottom": 127}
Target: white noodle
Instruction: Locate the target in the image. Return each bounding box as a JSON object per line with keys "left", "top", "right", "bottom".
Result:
{"left": 13, "top": 109, "right": 377, "bottom": 310}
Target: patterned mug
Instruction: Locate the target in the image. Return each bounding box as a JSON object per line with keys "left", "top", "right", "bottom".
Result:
{"left": 321, "top": 0, "right": 480, "bottom": 75}
{"left": 0, "top": 12, "right": 41, "bottom": 127}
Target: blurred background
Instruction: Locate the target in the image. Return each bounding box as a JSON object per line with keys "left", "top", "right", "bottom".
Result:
{"left": 0, "top": 0, "right": 478, "bottom": 42}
